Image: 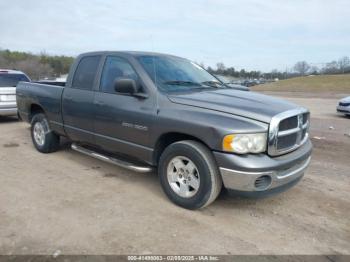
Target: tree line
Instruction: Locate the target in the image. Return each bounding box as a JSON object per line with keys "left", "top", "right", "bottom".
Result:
{"left": 202, "top": 56, "right": 350, "bottom": 80}
{"left": 0, "top": 48, "right": 74, "bottom": 80}
{"left": 1, "top": 48, "right": 349, "bottom": 81}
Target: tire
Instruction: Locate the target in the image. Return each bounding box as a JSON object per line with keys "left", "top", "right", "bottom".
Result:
{"left": 31, "top": 113, "right": 60, "bottom": 153}
{"left": 158, "top": 140, "right": 222, "bottom": 209}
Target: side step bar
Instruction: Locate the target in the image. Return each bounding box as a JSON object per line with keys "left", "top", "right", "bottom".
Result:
{"left": 71, "top": 143, "right": 153, "bottom": 173}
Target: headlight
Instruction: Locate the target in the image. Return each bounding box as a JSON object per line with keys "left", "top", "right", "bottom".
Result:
{"left": 222, "top": 133, "right": 267, "bottom": 154}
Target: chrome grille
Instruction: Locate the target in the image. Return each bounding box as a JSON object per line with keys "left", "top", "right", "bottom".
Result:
{"left": 268, "top": 108, "right": 310, "bottom": 156}
{"left": 279, "top": 116, "right": 298, "bottom": 131}
{"left": 277, "top": 133, "right": 298, "bottom": 150}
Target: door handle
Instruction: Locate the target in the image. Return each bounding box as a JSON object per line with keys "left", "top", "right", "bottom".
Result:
{"left": 65, "top": 95, "right": 73, "bottom": 101}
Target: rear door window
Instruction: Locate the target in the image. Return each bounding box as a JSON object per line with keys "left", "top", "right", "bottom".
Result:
{"left": 0, "top": 74, "right": 30, "bottom": 87}
{"left": 72, "top": 55, "right": 101, "bottom": 90}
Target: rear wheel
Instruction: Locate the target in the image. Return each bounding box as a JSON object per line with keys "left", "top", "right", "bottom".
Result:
{"left": 158, "top": 140, "right": 222, "bottom": 209}
{"left": 31, "top": 113, "right": 60, "bottom": 153}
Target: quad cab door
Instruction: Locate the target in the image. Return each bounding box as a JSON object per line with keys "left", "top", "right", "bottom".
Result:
{"left": 62, "top": 55, "right": 102, "bottom": 144}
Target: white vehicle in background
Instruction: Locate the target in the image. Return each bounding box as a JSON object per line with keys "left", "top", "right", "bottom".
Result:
{"left": 337, "top": 96, "right": 350, "bottom": 117}
{"left": 0, "top": 69, "right": 30, "bottom": 117}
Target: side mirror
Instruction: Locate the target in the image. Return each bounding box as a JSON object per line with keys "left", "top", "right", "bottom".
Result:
{"left": 114, "top": 78, "right": 138, "bottom": 95}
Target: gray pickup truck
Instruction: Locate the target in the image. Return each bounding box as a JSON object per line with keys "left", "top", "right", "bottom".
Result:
{"left": 17, "top": 51, "right": 312, "bottom": 209}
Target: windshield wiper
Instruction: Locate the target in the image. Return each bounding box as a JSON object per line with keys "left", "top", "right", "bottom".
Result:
{"left": 201, "top": 81, "right": 225, "bottom": 88}
{"left": 163, "top": 80, "right": 202, "bottom": 86}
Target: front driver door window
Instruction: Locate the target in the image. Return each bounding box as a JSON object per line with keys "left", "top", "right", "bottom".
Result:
{"left": 100, "top": 56, "right": 139, "bottom": 94}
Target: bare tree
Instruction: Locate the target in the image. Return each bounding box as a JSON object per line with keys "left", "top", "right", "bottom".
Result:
{"left": 309, "top": 66, "right": 319, "bottom": 74}
{"left": 0, "top": 54, "right": 7, "bottom": 68}
{"left": 322, "top": 61, "right": 339, "bottom": 74}
{"left": 270, "top": 69, "right": 279, "bottom": 79}
{"left": 294, "top": 61, "right": 310, "bottom": 76}
{"left": 216, "top": 62, "right": 226, "bottom": 75}
{"left": 338, "top": 56, "right": 350, "bottom": 73}
{"left": 13, "top": 57, "right": 53, "bottom": 80}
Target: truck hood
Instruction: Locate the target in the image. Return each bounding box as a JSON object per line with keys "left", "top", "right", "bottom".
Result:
{"left": 168, "top": 89, "right": 301, "bottom": 123}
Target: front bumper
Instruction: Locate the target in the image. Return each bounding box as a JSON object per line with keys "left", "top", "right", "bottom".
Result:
{"left": 214, "top": 139, "right": 312, "bottom": 195}
{"left": 337, "top": 105, "right": 350, "bottom": 114}
{"left": 0, "top": 107, "right": 17, "bottom": 116}
{"left": 0, "top": 101, "right": 17, "bottom": 116}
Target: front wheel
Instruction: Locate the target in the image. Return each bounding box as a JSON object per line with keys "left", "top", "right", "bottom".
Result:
{"left": 31, "top": 113, "right": 60, "bottom": 153}
{"left": 158, "top": 140, "right": 222, "bottom": 210}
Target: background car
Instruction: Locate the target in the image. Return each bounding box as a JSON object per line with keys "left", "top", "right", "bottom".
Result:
{"left": 337, "top": 96, "right": 350, "bottom": 116}
{"left": 0, "top": 69, "right": 30, "bottom": 117}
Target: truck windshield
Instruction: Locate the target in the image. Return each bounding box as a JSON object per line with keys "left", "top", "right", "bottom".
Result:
{"left": 137, "top": 55, "right": 225, "bottom": 92}
{"left": 0, "top": 74, "right": 30, "bottom": 87}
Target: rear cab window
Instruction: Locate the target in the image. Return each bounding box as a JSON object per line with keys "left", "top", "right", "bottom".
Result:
{"left": 72, "top": 55, "right": 101, "bottom": 90}
{"left": 0, "top": 73, "right": 30, "bottom": 87}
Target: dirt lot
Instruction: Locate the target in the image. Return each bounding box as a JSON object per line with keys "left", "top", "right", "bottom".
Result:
{"left": 0, "top": 92, "right": 349, "bottom": 255}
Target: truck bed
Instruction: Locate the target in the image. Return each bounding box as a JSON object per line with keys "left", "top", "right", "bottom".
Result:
{"left": 16, "top": 82, "right": 64, "bottom": 130}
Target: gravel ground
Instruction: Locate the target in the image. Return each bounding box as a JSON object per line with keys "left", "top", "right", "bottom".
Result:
{"left": 0, "top": 93, "right": 349, "bottom": 255}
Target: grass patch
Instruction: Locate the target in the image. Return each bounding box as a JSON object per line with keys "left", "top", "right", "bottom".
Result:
{"left": 252, "top": 74, "right": 350, "bottom": 93}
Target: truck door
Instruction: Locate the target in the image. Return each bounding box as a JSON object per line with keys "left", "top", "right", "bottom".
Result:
{"left": 93, "top": 55, "right": 155, "bottom": 162}
{"left": 62, "top": 55, "right": 101, "bottom": 144}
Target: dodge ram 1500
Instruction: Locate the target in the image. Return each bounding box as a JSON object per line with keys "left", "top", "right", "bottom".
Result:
{"left": 17, "top": 51, "right": 312, "bottom": 209}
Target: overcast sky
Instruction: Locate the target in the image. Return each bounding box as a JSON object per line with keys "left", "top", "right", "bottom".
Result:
{"left": 1, "top": 0, "right": 349, "bottom": 71}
